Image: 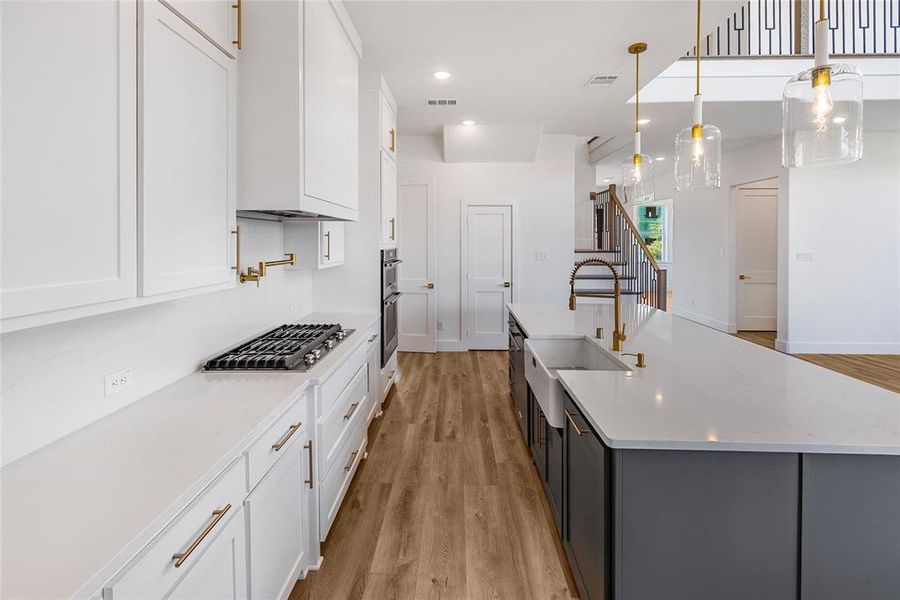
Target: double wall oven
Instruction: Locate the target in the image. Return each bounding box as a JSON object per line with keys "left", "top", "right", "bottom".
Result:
{"left": 381, "top": 249, "right": 401, "bottom": 367}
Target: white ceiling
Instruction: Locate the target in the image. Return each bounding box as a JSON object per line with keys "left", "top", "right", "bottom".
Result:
{"left": 345, "top": 0, "right": 743, "bottom": 137}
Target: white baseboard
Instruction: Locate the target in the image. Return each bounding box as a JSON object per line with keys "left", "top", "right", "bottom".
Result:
{"left": 437, "top": 340, "right": 468, "bottom": 352}
{"left": 775, "top": 338, "right": 789, "bottom": 353}
{"left": 782, "top": 341, "right": 900, "bottom": 354}
{"left": 672, "top": 307, "right": 737, "bottom": 334}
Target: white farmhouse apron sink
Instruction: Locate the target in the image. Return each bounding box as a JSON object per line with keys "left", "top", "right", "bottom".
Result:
{"left": 523, "top": 337, "right": 630, "bottom": 428}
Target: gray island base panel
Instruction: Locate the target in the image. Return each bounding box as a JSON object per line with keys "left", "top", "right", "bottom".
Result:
{"left": 563, "top": 394, "right": 900, "bottom": 600}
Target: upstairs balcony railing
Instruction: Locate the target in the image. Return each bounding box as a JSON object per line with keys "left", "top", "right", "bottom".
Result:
{"left": 685, "top": 0, "right": 899, "bottom": 58}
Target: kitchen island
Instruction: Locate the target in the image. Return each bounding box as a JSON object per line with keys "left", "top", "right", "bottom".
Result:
{"left": 508, "top": 302, "right": 900, "bottom": 600}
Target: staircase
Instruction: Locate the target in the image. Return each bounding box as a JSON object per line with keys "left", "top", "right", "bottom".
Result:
{"left": 572, "top": 184, "right": 667, "bottom": 310}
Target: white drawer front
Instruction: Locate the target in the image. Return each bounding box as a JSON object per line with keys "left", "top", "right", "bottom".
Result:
{"left": 318, "top": 324, "right": 378, "bottom": 416}
{"left": 246, "top": 395, "right": 307, "bottom": 491}
{"left": 103, "top": 456, "right": 245, "bottom": 599}
{"left": 318, "top": 362, "right": 368, "bottom": 478}
{"left": 319, "top": 421, "right": 366, "bottom": 540}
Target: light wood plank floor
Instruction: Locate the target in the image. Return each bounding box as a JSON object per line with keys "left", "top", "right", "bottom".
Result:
{"left": 734, "top": 331, "right": 900, "bottom": 394}
{"left": 291, "top": 351, "right": 578, "bottom": 600}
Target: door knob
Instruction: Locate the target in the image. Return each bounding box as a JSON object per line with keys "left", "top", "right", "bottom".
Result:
{"left": 739, "top": 274, "right": 750, "bottom": 280}
{"left": 425, "top": 282, "right": 435, "bottom": 289}
{"left": 503, "top": 281, "right": 511, "bottom": 288}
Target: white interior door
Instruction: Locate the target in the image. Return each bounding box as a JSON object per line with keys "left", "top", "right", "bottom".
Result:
{"left": 397, "top": 180, "right": 436, "bottom": 352}
{"left": 736, "top": 184, "right": 778, "bottom": 331}
{"left": 465, "top": 205, "right": 512, "bottom": 350}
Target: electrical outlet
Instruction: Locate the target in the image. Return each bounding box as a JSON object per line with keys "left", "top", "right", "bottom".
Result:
{"left": 289, "top": 304, "right": 298, "bottom": 317}
{"left": 796, "top": 252, "right": 814, "bottom": 262}
{"left": 104, "top": 368, "right": 132, "bottom": 397}
{"left": 437, "top": 320, "right": 445, "bottom": 331}
{"left": 534, "top": 251, "right": 550, "bottom": 261}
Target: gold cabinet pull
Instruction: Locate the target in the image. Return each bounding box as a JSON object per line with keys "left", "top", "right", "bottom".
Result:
{"left": 324, "top": 230, "right": 331, "bottom": 261}
{"left": 389, "top": 128, "right": 396, "bottom": 152}
{"left": 344, "top": 450, "right": 359, "bottom": 472}
{"left": 304, "top": 440, "right": 314, "bottom": 489}
{"left": 271, "top": 422, "right": 302, "bottom": 451}
{"left": 343, "top": 402, "right": 360, "bottom": 421}
{"left": 232, "top": 0, "right": 242, "bottom": 49}
{"left": 172, "top": 504, "right": 231, "bottom": 568}
{"left": 231, "top": 225, "right": 241, "bottom": 273}
{"left": 389, "top": 217, "right": 395, "bottom": 240}
{"left": 565, "top": 410, "right": 586, "bottom": 436}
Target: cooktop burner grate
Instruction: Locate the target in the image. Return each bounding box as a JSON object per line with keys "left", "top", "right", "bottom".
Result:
{"left": 204, "top": 323, "right": 344, "bottom": 370}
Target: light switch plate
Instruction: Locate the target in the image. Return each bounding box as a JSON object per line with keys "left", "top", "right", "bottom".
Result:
{"left": 534, "top": 251, "right": 550, "bottom": 261}
{"left": 797, "top": 252, "right": 814, "bottom": 262}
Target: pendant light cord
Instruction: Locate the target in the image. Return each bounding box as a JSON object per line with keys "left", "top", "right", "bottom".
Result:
{"left": 696, "top": 0, "right": 701, "bottom": 96}
{"left": 635, "top": 50, "right": 640, "bottom": 133}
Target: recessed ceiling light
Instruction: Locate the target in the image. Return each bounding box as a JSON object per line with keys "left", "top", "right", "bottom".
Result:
{"left": 462, "top": 120, "right": 475, "bottom": 126}
{"left": 655, "top": 156, "right": 666, "bottom": 161}
{"left": 433, "top": 71, "right": 451, "bottom": 80}
{"left": 637, "top": 118, "right": 651, "bottom": 125}
{"left": 832, "top": 116, "right": 846, "bottom": 124}
{"left": 603, "top": 178, "right": 613, "bottom": 182}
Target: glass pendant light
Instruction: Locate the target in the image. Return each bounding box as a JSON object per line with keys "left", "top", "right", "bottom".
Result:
{"left": 782, "top": 0, "right": 863, "bottom": 167}
{"left": 675, "top": 0, "right": 722, "bottom": 191}
{"left": 621, "top": 42, "right": 654, "bottom": 204}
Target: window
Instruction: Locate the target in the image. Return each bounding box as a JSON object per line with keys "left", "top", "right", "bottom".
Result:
{"left": 633, "top": 202, "right": 670, "bottom": 262}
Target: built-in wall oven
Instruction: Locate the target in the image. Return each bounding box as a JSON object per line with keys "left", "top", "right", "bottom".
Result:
{"left": 381, "top": 249, "right": 401, "bottom": 367}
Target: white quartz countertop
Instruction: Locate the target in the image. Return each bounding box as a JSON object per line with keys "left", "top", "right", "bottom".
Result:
{"left": 0, "top": 312, "right": 378, "bottom": 600}
{"left": 508, "top": 303, "right": 900, "bottom": 455}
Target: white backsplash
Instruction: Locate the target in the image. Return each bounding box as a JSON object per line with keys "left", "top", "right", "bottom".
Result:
{"left": 0, "top": 218, "right": 315, "bottom": 466}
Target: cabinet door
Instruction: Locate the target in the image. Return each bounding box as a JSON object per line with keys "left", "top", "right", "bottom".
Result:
{"left": 168, "top": 509, "right": 248, "bottom": 600}
{"left": 319, "top": 222, "right": 344, "bottom": 268}
{"left": 380, "top": 154, "right": 398, "bottom": 247}
{"left": 564, "top": 397, "right": 609, "bottom": 600}
{"left": 161, "top": 0, "right": 235, "bottom": 56}
{"left": 530, "top": 390, "right": 547, "bottom": 481}
{"left": 546, "top": 424, "right": 563, "bottom": 533}
{"left": 380, "top": 93, "right": 397, "bottom": 156}
{"left": 140, "top": 0, "right": 236, "bottom": 297}
{"left": 245, "top": 438, "right": 308, "bottom": 600}
{"left": 1, "top": 0, "right": 137, "bottom": 319}
{"left": 304, "top": 0, "right": 358, "bottom": 211}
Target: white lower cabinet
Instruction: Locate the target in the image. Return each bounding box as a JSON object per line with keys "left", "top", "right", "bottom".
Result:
{"left": 103, "top": 457, "right": 246, "bottom": 599}
{"left": 167, "top": 511, "right": 247, "bottom": 600}
{"left": 366, "top": 336, "right": 381, "bottom": 423}
{"left": 244, "top": 434, "right": 309, "bottom": 600}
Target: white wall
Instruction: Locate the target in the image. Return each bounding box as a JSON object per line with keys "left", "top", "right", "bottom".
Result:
{"left": 574, "top": 140, "right": 597, "bottom": 249}
{"left": 784, "top": 131, "right": 900, "bottom": 353}
{"left": 0, "top": 219, "right": 315, "bottom": 466}
{"left": 667, "top": 130, "right": 900, "bottom": 354}
{"left": 398, "top": 134, "right": 577, "bottom": 349}
{"left": 665, "top": 136, "right": 789, "bottom": 335}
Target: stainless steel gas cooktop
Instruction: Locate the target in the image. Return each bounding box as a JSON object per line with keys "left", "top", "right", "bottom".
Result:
{"left": 204, "top": 323, "right": 354, "bottom": 371}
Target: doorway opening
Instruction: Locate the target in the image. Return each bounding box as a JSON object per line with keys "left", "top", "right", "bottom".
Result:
{"left": 732, "top": 177, "right": 779, "bottom": 337}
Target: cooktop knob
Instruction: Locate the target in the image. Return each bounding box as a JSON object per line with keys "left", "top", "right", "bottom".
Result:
{"left": 304, "top": 353, "right": 316, "bottom": 366}
{"left": 324, "top": 338, "right": 336, "bottom": 349}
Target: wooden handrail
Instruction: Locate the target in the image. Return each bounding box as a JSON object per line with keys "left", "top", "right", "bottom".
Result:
{"left": 606, "top": 185, "right": 662, "bottom": 272}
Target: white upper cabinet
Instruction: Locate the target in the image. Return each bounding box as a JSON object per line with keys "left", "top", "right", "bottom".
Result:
{"left": 238, "top": 0, "right": 361, "bottom": 221}
{"left": 140, "top": 0, "right": 237, "bottom": 296}
{"left": 283, "top": 221, "right": 345, "bottom": 270}
{"left": 160, "top": 0, "right": 237, "bottom": 57}
{"left": 380, "top": 92, "right": 398, "bottom": 158}
{"left": 0, "top": 0, "right": 137, "bottom": 320}
{"left": 380, "top": 153, "right": 398, "bottom": 249}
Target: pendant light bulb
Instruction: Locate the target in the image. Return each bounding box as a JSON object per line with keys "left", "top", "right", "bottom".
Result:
{"left": 782, "top": 0, "right": 862, "bottom": 167}
{"left": 621, "top": 42, "right": 654, "bottom": 204}
{"left": 675, "top": 0, "right": 722, "bottom": 192}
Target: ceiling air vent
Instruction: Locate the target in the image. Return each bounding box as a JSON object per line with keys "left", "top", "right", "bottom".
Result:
{"left": 585, "top": 75, "right": 617, "bottom": 87}
{"left": 426, "top": 98, "right": 458, "bottom": 106}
